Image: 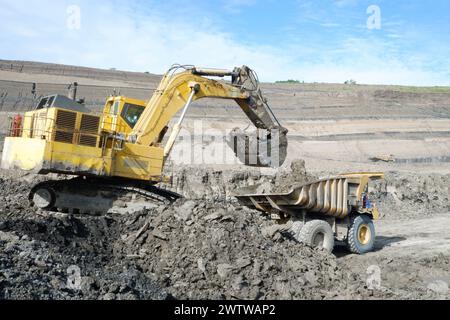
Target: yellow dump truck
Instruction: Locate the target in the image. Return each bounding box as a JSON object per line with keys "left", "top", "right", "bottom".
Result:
{"left": 235, "top": 173, "right": 384, "bottom": 254}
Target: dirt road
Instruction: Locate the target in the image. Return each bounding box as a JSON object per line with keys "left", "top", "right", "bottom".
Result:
{"left": 337, "top": 214, "right": 450, "bottom": 299}
{"left": 374, "top": 214, "right": 450, "bottom": 258}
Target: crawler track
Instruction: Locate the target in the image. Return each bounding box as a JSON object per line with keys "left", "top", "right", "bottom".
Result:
{"left": 29, "top": 177, "right": 181, "bottom": 214}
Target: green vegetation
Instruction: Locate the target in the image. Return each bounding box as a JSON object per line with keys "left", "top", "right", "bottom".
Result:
{"left": 275, "top": 79, "right": 303, "bottom": 84}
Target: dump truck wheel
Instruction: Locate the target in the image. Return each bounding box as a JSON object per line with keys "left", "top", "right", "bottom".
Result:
{"left": 347, "top": 215, "right": 376, "bottom": 254}
{"left": 298, "top": 220, "right": 334, "bottom": 253}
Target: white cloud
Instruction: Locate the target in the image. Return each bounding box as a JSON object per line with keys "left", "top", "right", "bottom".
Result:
{"left": 0, "top": 0, "right": 448, "bottom": 86}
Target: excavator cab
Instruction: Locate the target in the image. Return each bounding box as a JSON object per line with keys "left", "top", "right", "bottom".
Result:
{"left": 101, "top": 96, "right": 146, "bottom": 135}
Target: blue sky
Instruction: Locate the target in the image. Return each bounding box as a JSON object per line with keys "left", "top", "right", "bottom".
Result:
{"left": 0, "top": 0, "right": 449, "bottom": 85}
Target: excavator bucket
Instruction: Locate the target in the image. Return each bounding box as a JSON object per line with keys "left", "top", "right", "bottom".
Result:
{"left": 228, "top": 127, "right": 288, "bottom": 167}
{"left": 226, "top": 65, "right": 288, "bottom": 168}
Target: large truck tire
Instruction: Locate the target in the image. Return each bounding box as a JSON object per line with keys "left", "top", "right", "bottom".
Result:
{"left": 347, "top": 215, "right": 376, "bottom": 254}
{"left": 298, "top": 220, "right": 335, "bottom": 253}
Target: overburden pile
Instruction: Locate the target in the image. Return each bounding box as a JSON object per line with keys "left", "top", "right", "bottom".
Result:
{"left": 2, "top": 162, "right": 445, "bottom": 299}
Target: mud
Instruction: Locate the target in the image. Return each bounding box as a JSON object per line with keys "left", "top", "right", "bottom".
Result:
{"left": 0, "top": 162, "right": 449, "bottom": 300}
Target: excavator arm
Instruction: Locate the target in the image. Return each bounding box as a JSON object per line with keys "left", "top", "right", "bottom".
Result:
{"left": 130, "top": 65, "right": 288, "bottom": 167}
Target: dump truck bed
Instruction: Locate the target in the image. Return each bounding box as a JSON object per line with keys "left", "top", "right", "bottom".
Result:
{"left": 235, "top": 173, "right": 384, "bottom": 219}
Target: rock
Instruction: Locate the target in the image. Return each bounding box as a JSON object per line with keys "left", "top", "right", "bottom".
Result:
{"left": 174, "top": 201, "right": 196, "bottom": 221}
{"left": 220, "top": 215, "right": 235, "bottom": 222}
{"left": 248, "top": 287, "right": 261, "bottom": 300}
{"left": 114, "top": 201, "right": 128, "bottom": 209}
{"left": 108, "top": 283, "right": 120, "bottom": 294}
{"left": 50, "top": 278, "right": 66, "bottom": 290}
{"left": 235, "top": 257, "right": 252, "bottom": 269}
{"left": 291, "top": 159, "right": 306, "bottom": 174}
{"left": 232, "top": 275, "right": 245, "bottom": 291}
{"left": 217, "top": 264, "right": 234, "bottom": 279}
{"left": 296, "top": 277, "right": 306, "bottom": 286}
{"left": 203, "top": 211, "right": 224, "bottom": 222}
{"left": 251, "top": 279, "right": 262, "bottom": 286}
{"left": 152, "top": 229, "right": 168, "bottom": 241}
{"left": 274, "top": 279, "right": 291, "bottom": 299}
{"left": 0, "top": 231, "right": 20, "bottom": 243}
{"left": 304, "top": 271, "right": 319, "bottom": 286}
{"left": 118, "top": 292, "right": 138, "bottom": 300}
{"left": 197, "top": 258, "right": 206, "bottom": 274}
{"left": 261, "top": 224, "right": 290, "bottom": 239}
{"left": 81, "top": 276, "right": 97, "bottom": 294}
{"left": 34, "top": 255, "right": 48, "bottom": 268}
{"left": 287, "top": 257, "right": 305, "bottom": 273}
{"left": 18, "top": 251, "right": 29, "bottom": 259}
{"left": 427, "top": 280, "right": 449, "bottom": 295}
{"left": 103, "top": 293, "right": 116, "bottom": 300}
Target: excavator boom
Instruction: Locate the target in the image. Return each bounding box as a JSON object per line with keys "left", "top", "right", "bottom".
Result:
{"left": 130, "top": 65, "right": 288, "bottom": 167}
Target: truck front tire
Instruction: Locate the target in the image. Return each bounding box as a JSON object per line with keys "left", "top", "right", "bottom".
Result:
{"left": 298, "top": 220, "right": 335, "bottom": 253}
{"left": 347, "top": 215, "right": 376, "bottom": 254}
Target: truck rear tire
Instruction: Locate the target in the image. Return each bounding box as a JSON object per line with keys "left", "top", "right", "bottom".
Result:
{"left": 347, "top": 215, "right": 376, "bottom": 254}
{"left": 298, "top": 220, "right": 334, "bottom": 253}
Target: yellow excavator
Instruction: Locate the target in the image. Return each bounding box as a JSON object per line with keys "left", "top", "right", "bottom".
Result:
{"left": 1, "top": 65, "right": 288, "bottom": 213}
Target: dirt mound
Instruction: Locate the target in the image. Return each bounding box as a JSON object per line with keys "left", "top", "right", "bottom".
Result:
{"left": 0, "top": 167, "right": 377, "bottom": 300}
{"left": 113, "top": 200, "right": 361, "bottom": 300}
{"left": 0, "top": 167, "right": 448, "bottom": 300}
{"left": 0, "top": 212, "right": 167, "bottom": 300}
{"left": 370, "top": 172, "right": 450, "bottom": 219}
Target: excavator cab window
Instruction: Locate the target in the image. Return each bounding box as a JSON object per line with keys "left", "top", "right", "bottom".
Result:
{"left": 121, "top": 103, "right": 145, "bottom": 128}
{"left": 111, "top": 101, "right": 120, "bottom": 115}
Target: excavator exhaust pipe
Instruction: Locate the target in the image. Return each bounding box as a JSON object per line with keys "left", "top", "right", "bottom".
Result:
{"left": 228, "top": 127, "right": 288, "bottom": 168}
